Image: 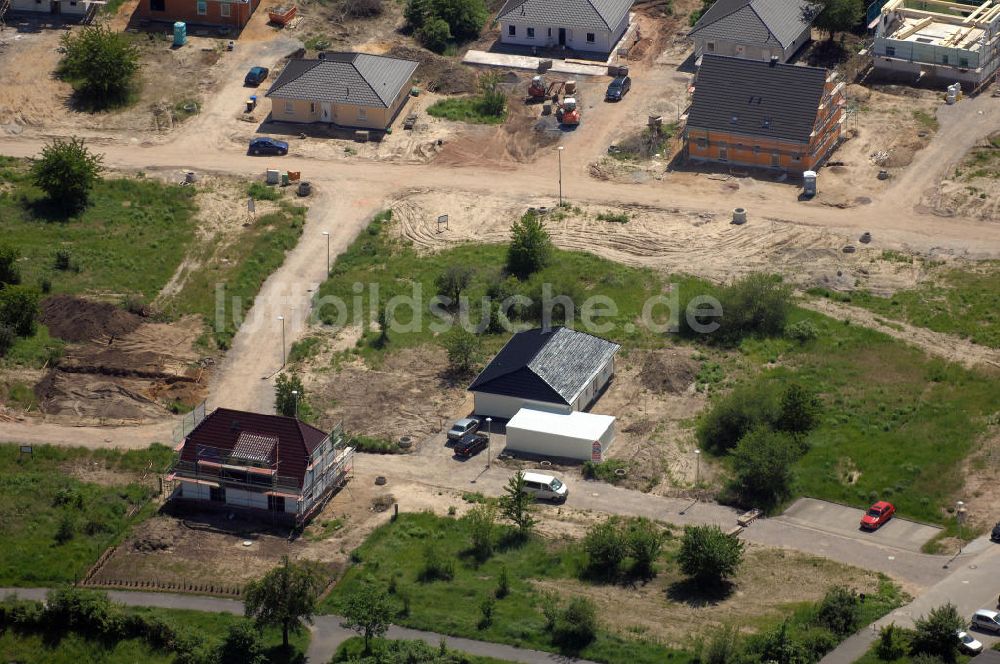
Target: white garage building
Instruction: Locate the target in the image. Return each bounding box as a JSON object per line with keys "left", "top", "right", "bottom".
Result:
{"left": 506, "top": 408, "right": 616, "bottom": 461}
{"left": 468, "top": 327, "right": 620, "bottom": 420}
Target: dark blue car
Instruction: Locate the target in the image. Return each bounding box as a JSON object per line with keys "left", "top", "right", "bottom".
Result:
{"left": 248, "top": 137, "right": 288, "bottom": 156}
{"left": 244, "top": 66, "right": 269, "bottom": 87}
{"left": 605, "top": 75, "right": 632, "bottom": 101}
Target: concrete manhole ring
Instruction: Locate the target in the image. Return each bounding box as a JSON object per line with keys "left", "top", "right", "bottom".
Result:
{"left": 375, "top": 476, "right": 387, "bottom": 486}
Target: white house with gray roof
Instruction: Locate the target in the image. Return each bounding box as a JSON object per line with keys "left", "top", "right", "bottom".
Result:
{"left": 496, "top": 0, "right": 634, "bottom": 54}
{"left": 264, "top": 52, "right": 418, "bottom": 131}
{"left": 688, "top": 0, "right": 820, "bottom": 63}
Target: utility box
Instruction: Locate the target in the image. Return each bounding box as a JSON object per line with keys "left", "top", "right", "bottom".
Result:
{"left": 803, "top": 170, "right": 817, "bottom": 197}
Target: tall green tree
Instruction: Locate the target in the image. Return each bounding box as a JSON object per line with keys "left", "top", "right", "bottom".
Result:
{"left": 911, "top": 603, "right": 963, "bottom": 662}
{"left": 499, "top": 471, "right": 536, "bottom": 538}
{"left": 441, "top": 326, "right": 480, "bottom": 375}
{"left": 812, "top": 0, "right": 863, "bottom": 40}
{"left": 274, "top": 373, "right": 307, "bottom": 418}
{"left": 729, "top": 427, "right": 799, "bottom": 509}
{"left": 816, "top": 586, "right": 862, "bottom": 636}
{"left": 775, "top": 383, "right": 822, "bottom": 436}
{"left": 217, "top": 619, "right": 266, "bottom": 664}
{"left": 625, "top": 517, "right": 665, "bottom": 579}
{"left": 465, "top": 502, "right": 498, "bottom": 561}
{"left": 0, "top": 244, "right": 21, "bottom": 287}
{"left": 433, "top": 0, "right": 487, "bottom": 38}
{"left": 677, "top": 524, "right": 744, "bottom": 586}
{"left": 583, "top": 517, "right": 627, "bottom": 578}
{"left": 59, "top": 24, "right": 140, "bottom": 108}
{"left": 342, "top": 585, "right": 392, "bottom": 653}
{"left": 243, "top": 556, "right": 321, "bottom": 648}
{"left": 31, "top": 137, "right": 104, "bottom": 213}
{"left": 434, "top": 264, "right": 474, "bottom": 306}
{"left": 506, "top": 212, "right": 552, "bottom": 280}
{"left": 0, "top": 285, "right": 40, "bottom": 338}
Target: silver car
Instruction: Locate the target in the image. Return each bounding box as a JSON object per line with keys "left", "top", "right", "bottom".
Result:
{"left": 447, "top": 417, "right": 480, "bottom": 441}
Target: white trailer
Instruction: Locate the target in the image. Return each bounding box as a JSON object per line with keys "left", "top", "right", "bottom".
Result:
{"left": 505, "top": 408, "right": 616, "bottom": 462}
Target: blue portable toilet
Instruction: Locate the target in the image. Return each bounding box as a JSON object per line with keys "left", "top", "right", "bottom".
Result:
{"left": 173, "top": 22, "right": 187, "bottom": 47}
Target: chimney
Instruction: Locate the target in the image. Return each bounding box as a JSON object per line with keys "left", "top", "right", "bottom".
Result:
{"left": 769, "top": 56, "right": 779, "bottom": 67}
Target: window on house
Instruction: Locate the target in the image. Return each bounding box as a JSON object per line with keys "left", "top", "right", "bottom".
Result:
{"left": 310, "top": 102, "right": 315, "bottom": 113}
{"left": 696, "top": 137, "right": 707, "bottom": 149}
{"left": 358, "top": 107, "right": 367, "bottom": 120}
{"left": 209, "top": 486, "right": 225, "bottom": 502}
{"left": 771, "top": 152, "right": 780, "bottom": 167}
{"left": 719, "top": 146, "right": 728, "bottom": 161}
{"left": 941, "top": 54, "right": 949, "bottom": 64}
{"left": 586, "top": 32, "right": 595, "bottom": 43}
{"left": 706, "top": 41, "right": 715, "bottom": 52}
{"left": 959, "top": 57, "right": 969, "bottom": 67}
{"left": 284, "top": 100, "right": 294, "bottom": 114}
{"left": 792, "top": 153, "right": 802, "bottom": 162}
{"left": 268, "top": 495, "right": 286, "bottom": 512}
{"left": 527, "top": 27, "right": 535, "bottom": 38}
{"left": 220, "top": 1, "right": 230, "bottom": 16}
{"left": 196, "top": 0, "right": 206, "bottom": 14}
{"left": 753, "top": 145, "right": 760, "bottom": 155}
{"left": 548, "top": 28, "right": 552, "bottom": 36}
{"left": 150, "top": 0, "right": 164, "bottom": 10}
{"left": 885, "top": 45, "right": 895, "bottom": 57}
{"left": 508, "top": 25, "right": 516, "bottom": 36}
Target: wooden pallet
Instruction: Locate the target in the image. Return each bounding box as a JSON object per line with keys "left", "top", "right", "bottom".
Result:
{"left": 737, "top": 508, "right": 762, "bottom": 527}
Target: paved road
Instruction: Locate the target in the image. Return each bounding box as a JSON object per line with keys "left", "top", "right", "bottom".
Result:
{"left": 819, "top": 539, "right": 1000, "bottom": 663}
{"left": 779, "top": 498, "right": 942, "bottom": 554}
{"left": 0, "top": 588, "right": 596, "bottom": 664}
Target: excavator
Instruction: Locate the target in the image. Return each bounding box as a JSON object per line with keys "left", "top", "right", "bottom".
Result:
{"left": 555, "top": 97, "right": 580, "bottom": 127}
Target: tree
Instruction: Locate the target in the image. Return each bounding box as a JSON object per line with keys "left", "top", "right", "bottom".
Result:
{"left": 625, "top": 517, "right": 664, "bottom": 579}
{"left": 31, "top": 137, "right": 104, "bottom": 213}
{"left": 465, "top": 502, "right": 498, "bottom": 561}
{"left": 375, "top": 305, "right": 390, "bottom": 348}
{"left": 754, "top": 620, "right": 809, "bottom": 664}
{"left": 417, "top": 16, "right": 452, "bottom": 52}
{"left": 552, "top": 596, "right": 597, "bottom": 650}
{"left": 342, "top": 585, "right": 392, "bottom": 653}
{"left": 506, "top": 212, "right": 552, "bottom": 280}
{"left": 877, "top": 623, "right": 909, "bottom": 661}
{"left": 274, "top": 373, "right": 306, "bottom": 418}
{"left": 729, "top": 427, "right": 799, "bottom": 509}
{"left": 812, "top": 0, "right": 863, "bottom": 40}
{"left": 715, "top": 273, "right": 792, "bottom": 345}
{"left": 677, "top": 524, "right": 744, "bottom": 586}
{"left": 217, "top": 619, "right": 266, "bottom": 664}
{"left": 816, "top": 586, "right": 862, "bottom": 637}
{"left": 776, "top": 383, "right": 822, "bottom": 436}
{"left": 243, "top": 557, "right": 321, "bottom": 648}
{"left": 433, "top": 0, "right": 487, "bottom": 39}
{"left": 582, "top": 518, "right": 627, "bottom": 579}
{"left": 0, "top": 244, "right": 20, "bottom": 287}
{"left": 477, "top": 71, "right": 506, "bottom": 118}
{"left": 696, "top": 383, "right": 780, "bottom": 454}
{"left": 499, "top": 471, "right": 536, "bottom": 538}
{"left": 0, "top": 285, "right": 40, "bottom": 338}
{"left": 702, "top": 625, "right": 740, "bottom": 664}
{"left": 58, "top": 24, "right": 140, "bottom": 108}
{"left": 435, "top": 265, "right": 474, "bottom": 305}
{"left": 441, "top": 327, "right": 480, "bottom": 374}
{"left": 911, "top": 603, "right": 963, "bottom": 662}
{"left": 0, "top": 325, "right": 15, "bottom": 358}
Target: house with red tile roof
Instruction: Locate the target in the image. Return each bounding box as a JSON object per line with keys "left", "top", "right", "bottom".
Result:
{"left": 167, "top": 408, "right": 353, "bottom": 525}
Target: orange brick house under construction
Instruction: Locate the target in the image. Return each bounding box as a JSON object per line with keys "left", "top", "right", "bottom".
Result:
{"left": 684, "top": 54, "right": 845, "bottom": 174}
{"left": 134, "top": 0, "right": 260, "bottom": 31}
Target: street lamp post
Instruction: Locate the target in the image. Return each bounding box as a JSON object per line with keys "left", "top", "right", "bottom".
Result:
{"left": 557, "top": 146, "right": 564, "bottom": 207}
{"left": 291, "top": 390, "right": 298, "bottom": 419}
{"left": 277, "top": 315, "right": 285, "bottom": 366}
{"left": 322, "top": 231, "right": 330, "bottom": 275}
{"left": 694, "top": 449, "right": 701, "bottom": 486}
{"left": 486, "top": 417, "right": 492, "bottom": 468}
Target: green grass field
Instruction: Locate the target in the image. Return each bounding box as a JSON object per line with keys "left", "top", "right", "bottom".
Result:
{"left": 0, "top": 605, "right": 308, "bottom": 664}
{"left": 0, "top": 156, "right": 197, "bottom": 299}
{"left": 333, "top": 637, "right": 511, "bottom": 663}
{"left": 0, "top": 443, "right": 175, "bottom": 586}
{"left": 809, "top": 262, "right": 1000, "bottom": 348}
{"left": 426, "top": 97, "right": 507, "bottom": 124}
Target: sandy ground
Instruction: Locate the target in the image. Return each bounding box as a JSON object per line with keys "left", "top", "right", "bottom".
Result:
{"left": 928, "top": 131, "right": 1000, "bottom": 221}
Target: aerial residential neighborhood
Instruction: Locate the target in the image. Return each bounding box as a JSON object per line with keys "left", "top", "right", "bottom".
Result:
{"left": 0, "top": 0, "right": 998, "bottom": 659}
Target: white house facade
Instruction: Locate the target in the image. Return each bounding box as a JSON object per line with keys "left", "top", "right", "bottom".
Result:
{"left": 496, "top": 0, "right": 633, "bottom": 54}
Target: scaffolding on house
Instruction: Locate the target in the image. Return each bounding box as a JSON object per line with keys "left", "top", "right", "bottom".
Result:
{"left": 166, "top": 421, "right": 354, "bottom": 527}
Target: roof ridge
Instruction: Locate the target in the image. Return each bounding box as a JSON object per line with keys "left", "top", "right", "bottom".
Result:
{"left": 585, "top": 0, "right": 614, "bottom": 30}
{"left": 351, "top": 53, "right": 395, "bottom": 108}
{"left": 689, "top": 0, "right": 753, "bottom": 33}
{"left": 266, "top": 59, "right": 323, "bottom": 97}
{"left": 746, "top": 0, "right": 780, "bottom": 41}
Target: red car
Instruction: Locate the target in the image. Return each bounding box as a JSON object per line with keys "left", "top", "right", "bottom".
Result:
{"left": 861, "top": 501, "right": 895, "bottom": 530}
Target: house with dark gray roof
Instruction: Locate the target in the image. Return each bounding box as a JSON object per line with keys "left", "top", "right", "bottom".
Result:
{"left": 684, "top": 54, "right": 844, "bottom": 173}
{"left": 688, "top": 0, "right": 820, "bottom": 62}
{"left": 468, "top": 327, "right": 620, "bottom": 419}
{"left": 265, "top": 52, "right": 418, "bottom": 131}
{"left": 496, "top": 0, "right": 634, "bottom": 53}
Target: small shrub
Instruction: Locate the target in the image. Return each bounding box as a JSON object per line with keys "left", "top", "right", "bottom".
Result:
{"left": 582, "top": 517, "right": 627, "bottom": 580}
{"left": 785, "top": 319, "right": 820, "bottom": 342}
{"left": 55, "top": 513, "right": 76, "bottom": 544}
{"left": 55, "top": 249, "right": 73, "bottom": 271}
{"left": 816, "top": 586, "right": 862, "bottom": 637}
{"left": 495, "top": 565, "right": 510, "bottom": 599}
{"left": 0, "top": 325, "right": 15, "bottom": 357}
{"left": 677, "top": 524, "right": 744, "bottom": 586}
{"left": 596, "top": 212, "right": 629, "bottom": 223}
{"left": 552, "top": 596, "right": 597, "bottom": 650}
{"left": 418, "top": 544, "right": 455, "bottom": 582}
{"left": 478, "top": 595, "right": 495, "bottom": 628}
{"left": 877, "top": 623, "right": 910, "bottom": 660}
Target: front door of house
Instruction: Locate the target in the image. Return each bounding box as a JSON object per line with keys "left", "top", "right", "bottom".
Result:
{"left": 50, "top": 1, "right": 60, "bottom": 13}
{"left": 321, "top": 103, "right": 331, "bottom": 122}
{"left": 558, "top": 28, "right": 566, "bottom": 46}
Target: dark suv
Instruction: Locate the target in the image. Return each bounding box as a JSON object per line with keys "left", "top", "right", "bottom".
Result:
{"left": 605, "top": 75, "right": 631, "bottom": 101}
{"left": 992, "top": 521, "right": 1000, "bottom": 542}
{"left": 453, "top": 432, "right": 489, "bottom": 458}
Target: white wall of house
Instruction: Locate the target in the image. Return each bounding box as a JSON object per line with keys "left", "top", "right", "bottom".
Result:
{"left": 692, "top": 27, "right": 810, "bottom": 62}
{"left": 177, "top": 479, "right": 299, "bottom": 514}
{"left": 570, "top": 357, "right": 615, "bottom": 412}
{"left": 472, "top": 392, "right": 572, "bottom": 420}
{"left": 11, "top": 0, "right": 89, "bottom": 14}
{"left": 499, "top": 12, "right": 629, "bottom": 53}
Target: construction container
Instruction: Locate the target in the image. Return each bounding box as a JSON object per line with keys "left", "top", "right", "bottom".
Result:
{"left": 281, "top": 172, "right": 290, "bottom": 186}
{"left": 266, "top": 169, "right": 280, "bottom": 185}
{"left": 268, "top": 5, "right": 297, "bottom": 25}
{"left": 173, "top": 22, "right": 187, "bottom": 47}
{"left": 802, "top": 171, "right": 817, "bottom": 197}
{"left": 287, "top": 171, "right": 300, "bottom": 182}
{"left": 565, "top": 80, "right": 577, "bottom": 94}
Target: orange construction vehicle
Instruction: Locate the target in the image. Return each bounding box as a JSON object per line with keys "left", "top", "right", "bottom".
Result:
{"left": 527, "top": 76, "right": 566, "bottom": 103}
{"left": 556, "top": 97, "right": 580, "bottom": 126}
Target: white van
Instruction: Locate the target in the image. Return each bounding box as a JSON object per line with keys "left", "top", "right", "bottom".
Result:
{"left": 972, "top": 609, "right": 1000, "bottom": 634}
{"left": 520, "top": 471, "right": 568, "bottom": 503}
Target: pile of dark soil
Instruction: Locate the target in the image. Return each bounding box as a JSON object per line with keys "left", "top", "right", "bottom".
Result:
{"left": 40, "top": 295, "right": 143, "bottom": 343}
{"left": 639, "top": 351, "right": 698, "bottom": 394}
{"left": 388, "top": 45, "right": 476, "bottom": 94}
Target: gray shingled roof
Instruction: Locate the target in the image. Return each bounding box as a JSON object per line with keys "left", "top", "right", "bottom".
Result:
{"left": 687, "top": 54, "right": 828, "bottom": 143}
{"left": 497, "top": 0, "right": 633, "bottom": 32}
{"left": 265, "top": 53, "right": 419, "bottom": 108}
{"left": 468, "top": 327, "right": 620, "bottom": 405}
{"left": 689, "top": 0, "right": 819, "bottom": 49}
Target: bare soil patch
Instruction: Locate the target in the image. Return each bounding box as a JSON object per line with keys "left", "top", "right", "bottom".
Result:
{"left": 40, "top": 295, "right": 144, "bottom": 343}
{"left": 928, "top": 132, "right": 1000, "bottom": 221}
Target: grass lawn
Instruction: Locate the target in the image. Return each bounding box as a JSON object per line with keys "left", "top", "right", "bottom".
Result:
{"left": 333, "top": 636, "right": 510, "bottom": 663}
{"left": 0, "top": 443, "right": 175, "bottom": 586}
{"left": 0, "top": 156, "right": 197, "bottom": 299}
{"left": 809, "top": 261, "right": 1000, "bottom": 348}
{"left": 0, "top": 605, "right": 308, "bottom": 664}
{"left": 426, "top": 97, "right": 506, "bottom": 124}
{"left": 320, "top": 512, "right": 905, "bottom": 664}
